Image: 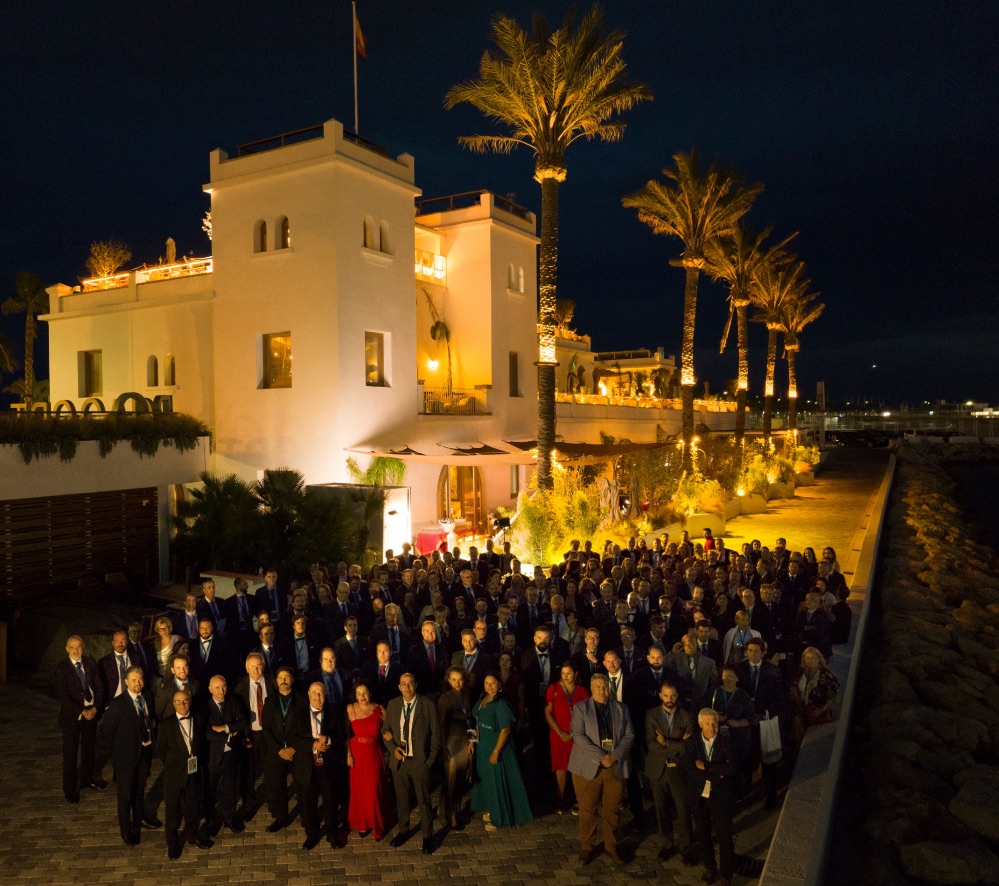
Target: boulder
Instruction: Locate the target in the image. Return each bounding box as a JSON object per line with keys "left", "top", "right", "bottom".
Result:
{"left": 899, "top": 840, "right": 999, "bottom": 885}
{"left": 949, "top": 782, "right": 999, "bottom": 841}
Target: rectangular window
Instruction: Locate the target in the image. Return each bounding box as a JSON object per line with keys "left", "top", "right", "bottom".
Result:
{"left": 365, "top": 331, "right": 386, "bottom": 387}
{"left": 262, "top": 332, "right": 292, "bottom": 388}
{"left": 510, "top": 465, "right": 521, "bottom": 498}
{"left": 78, "top": 350, "right": 103, "bottom": 397}
{"left": 509, "top": 351, "right": 520, "bottom": 397}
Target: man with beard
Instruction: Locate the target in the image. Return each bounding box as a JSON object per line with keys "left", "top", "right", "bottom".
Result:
{"left": 520, "top": 626, "right": 564, "bottom": 778}
{"left": 645, "top": 682, "right": 695, "bottom": 864}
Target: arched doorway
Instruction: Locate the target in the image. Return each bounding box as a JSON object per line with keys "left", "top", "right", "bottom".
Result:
{"left": 437, "top": 465, "right": 484, "bottom": 533}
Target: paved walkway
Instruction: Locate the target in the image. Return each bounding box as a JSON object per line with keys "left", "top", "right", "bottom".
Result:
{"left": 0, "top": 450, "right": 891, "bottom": 886}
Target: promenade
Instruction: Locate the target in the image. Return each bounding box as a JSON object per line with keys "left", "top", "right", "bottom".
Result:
{"left": 0, "top": 449, "right": 891, "bottom": 886}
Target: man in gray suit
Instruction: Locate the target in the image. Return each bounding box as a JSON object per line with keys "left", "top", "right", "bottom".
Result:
{"left": 644, "top": 682, "right": 696, "bottom": 865}
{"left": 382, "top": 672, "right": 441, "bottom": 854}
{"left": 666, "top": 634, "right": 717, "bottom": 712}
{"left": 568, "top": 672, "right": 635, "bottom": 866}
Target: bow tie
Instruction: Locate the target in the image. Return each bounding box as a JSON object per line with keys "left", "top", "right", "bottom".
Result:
{"left": 178, "top": 715, "right": 191, "bottom": 721}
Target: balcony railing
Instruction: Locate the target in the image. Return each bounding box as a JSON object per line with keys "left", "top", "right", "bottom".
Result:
{"left": 135, "top": 257, "right": 213, "bottom": 284}
{"left": 420, "top": 386, "right": 489, "bottom": 415}
{"left": 415, "top": 249, "right": 446, "bottom": 286}
{"left": 555, "top": 392, "right": 737, "bottom": 412}
{"left": 80, "top": 272, "right": 130, "bottom": 292}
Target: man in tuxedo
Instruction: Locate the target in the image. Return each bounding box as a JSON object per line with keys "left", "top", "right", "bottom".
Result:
{"left": 361, "top": 642, "right": 402, "bottom": 706}
{"left": 450, "top": 630, "right": 495, "bottom": 695}
{"left": 383, "top": 673, "right": 441, "bottom": 854}
{"left": 156, "top": 689, "right": 213, "bottom": 859}
{"left": 55, "top": 634, "right": 104, "bottom": 803}
{"left": 155, "top": 653, "right": 200, "bottom": 721}
{"left": 234, "top": 652, "right": 277, "bottom": 820}
{"left": 645, "top": 683, "right": 695, "bottom": 864}
{"left": 408, "top": 620, "right": 447, "bottom": 698}
{"left": 736, "top": 638, "right": 785, "bottom": 809}
{"left": 687, "top": 708, "right": 737, "bottom": 886}
{"left": 567, "top": 672, "right": 635, "bottom": 866}
{"left": 99, "top": 630, "right": 135, "bottom": 711}
{"left": 205, "top": 675, "right": 248, "bottom": 835}
{"left": 297, "top": 682, "right": 348, "bottom": 850}
{"left": 97, "top": 665, "right": 160, "bottom": 844}
{"left": 261, "top": 666, "right": 307, "bottom": 833}
{"left": 333, "top": 616, "right": 367, "bottom": 673}
{"left": 174, "top": 593, "right": 202, "bottom": 644}
{"left": 369, "top": 604, "right": 412, "bottom": 666}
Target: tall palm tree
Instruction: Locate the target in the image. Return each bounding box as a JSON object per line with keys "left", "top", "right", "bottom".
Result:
{"left": 446, "top": 4, "right": 650, "bottom": 490}
{"left": 623, "top": 152, "right": 762, "bottom": 449}
{"left": 779, "top": 292, "right": 824, "bottom": 434}
{"left": 0, "top": 332, "right": 18, "bottom": 376}
{"left": 2, "top": 272, "right": 48, "bottom": 407}
{"left": 751, "top": 258, "right": 809, "bottom": 440}
{"left": 705, "top": 225, "right": 795, "bottom": 443}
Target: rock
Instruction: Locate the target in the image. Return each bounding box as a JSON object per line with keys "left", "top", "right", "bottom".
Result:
{"left": 953, "top": 764, "right": 999, "bottom": 794}
{"left": 949, "top": 782, "right": 999, "bottom": 841}
{"left": 899, "top": 840, "right": 999, "bottom": 885}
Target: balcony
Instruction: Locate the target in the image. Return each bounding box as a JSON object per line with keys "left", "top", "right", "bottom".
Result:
{"left": 135, "top": 257, "right": 213, "bottom": 284}
{"left": 418, "top": 384, "right": 491, "bottom": 415}
{"left": 415, "top": 249, "right": 446, "bottom": 286}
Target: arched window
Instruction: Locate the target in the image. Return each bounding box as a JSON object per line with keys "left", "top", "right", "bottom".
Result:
{"left": 254, "top": 220, "right": 268, "bottom": 253}
{"left": 508, "top": 263, "right": 516, "bottom": 289}
{"left": 278, "top": 216, "right": 290, "bottom": 249}
{"left": 517, "top": 266, "right": 525, "bottom": 292}
{"left": 164, "top": 354, "right": 176, "bottom": 386}
{"left": 146, "top": 355, "right": 158, "bottom": 387}
{"left": 379, "top": 220, "right": 391, "bottom": 254}
{"left": 363, "top": 216, "right": 376, "bottom": 250}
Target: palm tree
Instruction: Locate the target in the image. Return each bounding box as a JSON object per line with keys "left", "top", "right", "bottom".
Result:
{"left": 623, "top": 152, "right": 762, "bottom": 450}
{"left": 751, "top": 258, "right": 809, "bottom": 440}
{"left": 779, "top": 292, "right": 824, "bottom": 435}
{"left": 173, "top": 472, "right": 262, "bottom": 571}
{"left": 446, "top": 4, "right": 650, "bottom": 489}
{"left": 705, "top": 225, "right": 795, "bottom": 444}
{"left": 2, "top": 272, "right": 48, "bottom": 407}
{"left": 0, "top": 332, "right": 18, "bottom": 376}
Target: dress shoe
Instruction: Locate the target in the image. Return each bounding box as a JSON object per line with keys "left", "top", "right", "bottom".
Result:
{"left": 607, "top": 849, "right": 626, "bottom": 866}
{"left": 579, "top": 850, "right": 595, "bottom": 865}
{"left": 701, "top": 869, "right": 718, "bottom": 885}
{"left": 142, "top": 817, "right": 163, "bottom": 829}
{"left": 122, "top": 833, "right": 140, "bottom": 846}
{"left": 168, "top": 847, "right": 182, "bottom": 860}
{"left": 85, "top": 778, "right": 108, "bottom": 790}
{"left": 390, "top": 829, "right": 411, "bottom": 848}
{"left": 658, "top": 847, "right": 675, "bottom": 862}
{"left": 303, "top": 834, "right": 321, "bottom": 851}
{"left": 65, "top": 793, "right": 80, "bottom": 804}
{"left": 225, "top": 820, "right": 245, "bottom": 833}
{"left": 192, "top": 837, "right": 214, "bottom": 849}
{"left": 266, "top": 818, "right": 287, "bottom": 833}
{"left": 422, "top": 837, "right": 434, "bottom": 855}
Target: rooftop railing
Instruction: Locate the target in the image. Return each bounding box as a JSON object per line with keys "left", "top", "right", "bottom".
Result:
{"left": 416, "top": 190, "right": 532, "bottom": 220}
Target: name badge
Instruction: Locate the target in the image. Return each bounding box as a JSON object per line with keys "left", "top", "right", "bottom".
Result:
{"left": 701, "top": 779, "right": 711, "bottom": 798}
{"left": 600, "top": 738, "right": 613, "bottom": 753}
{"left": 187, "top": 756, "right": 198, "bottom": 775}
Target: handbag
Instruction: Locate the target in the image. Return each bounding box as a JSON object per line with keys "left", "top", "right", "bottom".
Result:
{"left": 759, "top": 714, "right": 782, "bottom": 765}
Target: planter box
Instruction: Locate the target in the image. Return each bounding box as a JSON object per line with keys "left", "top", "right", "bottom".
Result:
{"left": 795, "top": 470, "right": 816, "bottom": 487}
{"left": 768, "top": 480, "right": 796, "bottom": 500}
{"left": 725, "top": 498, "right": 742, "bottom": 521}
{"left": 642, "top": 511, "right": 726, "bottom": 547}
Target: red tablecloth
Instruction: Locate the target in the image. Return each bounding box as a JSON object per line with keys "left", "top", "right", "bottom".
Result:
{"left": 415, "top": 530, "right": 447, "bottom": 555}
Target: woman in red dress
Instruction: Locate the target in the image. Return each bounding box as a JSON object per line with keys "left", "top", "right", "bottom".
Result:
{"left": 544, "top": 662, "right": 590, "bottom": 813}
{"left": 345, "top": 681, "right": 394, "bottom": 840}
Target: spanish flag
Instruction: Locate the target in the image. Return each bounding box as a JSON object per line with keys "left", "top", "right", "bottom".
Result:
{"left": 354, "top": 7, "right": 367, "bottom": 58}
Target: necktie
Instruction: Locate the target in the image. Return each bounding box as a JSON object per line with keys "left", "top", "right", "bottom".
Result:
{"left": 238, "top": 596, "right": 248, "bottom": 629}
{"left": 329, "top": 676, "right": 341, "bottom": 709}
{"left": 179, "top": 680, "right": 187, "bottom": 692}
{"left": 402, "top": 701, "right": 413, "bottom": 751}
{"left": 530, "top": 604, "right": 536, "bottom": 625}
{"left": 341, "top": 603, "right": 347, "bottom": 617}
{"left": 390, "top": 629, "right": 397, "bottom": 654}
{"left": 428, "top": 645, "right": 436, "bottom": 671}
{"left": 255, "top": 681, "right": 263, "bottom": 724}
{"left": 135, "top": 695, "right": 149, "bottom": 730}
{"left": 610, "top": 676, "right": 619, "bottom": 698}
{"left": 117, "top": 654, "right": 127, "bottom": 688}
{"left": 74, "top": 661, "right": 89, "bottom": 697}
{"left": 379, "top": 664, "right": 386, "bottom": 679}
{"left": 752, "top": 666, "right": 759, "bottom": 694}
{"left": 202, "top": 639, "right": 210, "bottom": 660}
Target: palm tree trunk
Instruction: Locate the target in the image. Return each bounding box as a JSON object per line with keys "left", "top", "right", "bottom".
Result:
{"left": 735, "top": 302, "right": 749, "bottom": 443}
{"left": 23, "top": 314, "right": 35, "bottom": 407}
{"left": 787, "top": 347, "right": 798, "bottom": 433}
{"left": 680, "top": 263, "right": 700, "bottom": 448}
{"left": 536, "top": 174, "right": 560, "bottom": 490}
{"left": 762, "top": 327, "right": 778, "bottom": 440}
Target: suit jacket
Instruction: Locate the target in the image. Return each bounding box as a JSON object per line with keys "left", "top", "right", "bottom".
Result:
{"left": 281, "top": 633, "right": 321, "bottom": 677}
{"left": 261, "top": 691, "right": 309, "bottom": 763}
{"left": 383, "top": 694, "right": 441, "bottom": 770}
{"left": 360, "top": 660, "right": 403, "bottom": 706}
{"left": 644, "top": 704, "right": 693, "bottom": 781}
{"left": 190, "top": 634, "right": 233, "bottom": 686}
{"left": 255, "top": 585, "right": 287, "bottom": 624}
{"left": 519, "top": 646, "right": 564, "bottom": 711}
{"left": 615, "top": 645, "right": 643, "bottom": 676}
{"left": 369, "top": 623, "right": 412, "bottom": 665}
{"left": 567, "top": 697, "right": 634, "bottom": 781}
{"left": 449, "top": 649, "right": 495, "bottom": 695}
{"left": 98, "top": 651, "right": 133, "bottom": 709}
{"left": 324, "top": 600, "right": 357, "bottom": 641}
{"left": 198, "top": 597, "right": 228, "bottom": 634}
{"left": 303, "top": 668, "right": 351, "bottom": 713}
{"left": 205, "top": 694, "right": 249, "bottom": 770}
{"left": 226, "top": 592, "right": 257, "bottom": 636}
{"left": 55, "top": 655, "right": 101, "bottom": 729}
{"left": 155, "top": 676, "right": 201, "bottom": 722}
{"left": 664, "top": 651, "right": 717, "bottom": 711}
{"left": 407, "top": 641, "right": 448, "bottom": 696}
{"left": 157, "top": 711, "right": 207, "bottom": 780}
{"left": 735, "top": 660, "right": 784, "bottom": 720}
{"left": 174, "top": 609, "right": 203, "bottom": 643}
{"left": 250, "top": 643, "right": 285, "bottom": 677}
{"left": 98, "top": 689, "right": 156, "bottom": 771}
{"left": 685, "top": 730, "right": 737, "bottom": 808}
{"left": 128, "top": 640, "right": 159, "bottom": 689}
{"left": 515, "top": 602, "right": 551, "bottom": 647}
{"left": 332, "top": 635, "right": 367, "bottom": 673}
{"left": 233, "top": 674, "right": 279, "bottom": 736}
{"left": 570, "top": 650, "right": 606, "bottom": 688}
{"left": 293, "top": 701, "right": 347, "bottom": 784}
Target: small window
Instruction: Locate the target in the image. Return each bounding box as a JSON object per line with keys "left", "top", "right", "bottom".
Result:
{"left": 379, "top": 221, "right": 391, "bottom": 254}
{"left": 79, "top": 350, "right": 103, "bottom": 397}
{"left": 254, "top": 220, "right": 268, "bottom": 253}
{"left": 262, "top": 332, "right": 292, "bottom": 388}
{"left": 146, "top": 355, "right": 159, "bottom": 387}
{"left": 164, "top": 354, "right": 176, "bottom": 386}
{"left": 363, "top": 216, "right": 376, "bottom": 250}
{"left": 510, "top": 465, "right": 521, "bottom": 498}
{"left": 518, "top": 266, "right": 525, "bottom": 292}
{"left": 508, "top": 263, "right": 516, "bottom": 289}
{"left": 509, "top": 352, "right": 520, "bottom": 397}
{"left": 278, "top": 216, "right": 290, "bottom": 249}
{"left": 365, "top": 331, "right": 386, "bottom": 387}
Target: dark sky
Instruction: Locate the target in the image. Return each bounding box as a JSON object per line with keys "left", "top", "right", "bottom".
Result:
{"left": 2, "top": 1, "right": 997, "bottom": 405}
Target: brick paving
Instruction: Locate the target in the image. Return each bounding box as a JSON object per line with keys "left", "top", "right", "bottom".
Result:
{"left": 0, "top": 449, "right": 890, "bottom": 886}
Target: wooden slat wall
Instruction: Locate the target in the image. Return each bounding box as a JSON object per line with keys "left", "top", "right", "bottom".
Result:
{"left": 0, "top": 488, "right": 158, "bottom": 599}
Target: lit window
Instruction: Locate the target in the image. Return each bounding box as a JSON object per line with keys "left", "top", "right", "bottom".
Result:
{"left": 262, "top": 332, "right": 292, "bottom": 388}
{"left": 146, "top": 355, "right": 159, "bottom": 387}
{"left": 164, "top": 354, "right": 176, "bottom": 386}
{"left": 254, "top": 220, "right": 268, "bottom": 254}
{"left": 79, "top": 350, "right": 103, "bottom": 397}
{"left": 278, "top": 216, "right": 290, "bottom": 249}
{"left": 509, "top": 352, "right": 520, "bottom": 397}
{"left": 365, "top": 332, "right": 386, "bottom": 387}
{"left": 510, "top": 465, "right": 521, "bottom": 497}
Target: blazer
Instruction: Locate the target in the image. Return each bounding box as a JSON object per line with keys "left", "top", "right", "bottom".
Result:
{"left": 293, "top": 701, "right": 347, "bottom": 783}
{"left": 449, "top": 649, "right": 495, "bottom": 695}
{"left": 369, "top": 623, "right": 412, "bottom": 665}
{"left": 233, "top": 674, "right": 279, "bottom": 734}
{"left": 383, "top": 694, "right": 441, "bottom": 770}
{"left": 97, "top": 651, "right": 133, "bottom": 709}
{"left": 685, "top": 730, "right": 737, "bottom": 808}
{"left": 519, "top": 646, "right": 566, "bottom": 709}
{"left": 226, "top": 592, "right": 257, "bottom": 635}
{"left": 567, "top": 696, "right": 634, "bottom": 781}
{"left": 98, "top": 689, "right": 156, "bottom": 771}
{"left": 360, "top": 660, "right": 403, "bottom": 706}
{"left": 644, "top": 705, "right": 693, "bottom": 781}
{"left": 664, "top": 651, "right": 717, "bottom": 711}
{"left": 173, "top": 609, "right": 202, "bottom": 643}
{"left": 155, "top": 676, "right": 201, "bottom": 722}
{"left": 332, "top": 635, "right": 367, "bottom": 673}
{"left": 261, "top": 691, "right": 309, "bottom": 764}
{"left": 55, "top": 655, "right": 102, "bottom": 729}
{"left": 735, "top": 660, "right": 784, "bottom": 720}
{"left": 407, "top": 641, "right": 448, "bottom": 697}
{"left": 156, "top": 711, "right": 206, "bottom": 779}
{"left": 205, "top": 694, "right": 249, "bottom": 770}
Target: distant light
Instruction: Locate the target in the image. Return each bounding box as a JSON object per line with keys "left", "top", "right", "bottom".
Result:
{"left": 882, "top": 411, "right": 891, "bottom": 417}
{"left": 872, "top": 364, "right": 877, "bottom": 369}
{"left": 966, "top": 400, "right": 973, "bottom": 406}
{"left": 427, "top": 359, "right": 439, "bottom": 371}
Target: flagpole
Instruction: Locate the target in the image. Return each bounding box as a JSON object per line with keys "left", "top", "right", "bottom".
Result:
{"left": 352, "top": 0, "right": 359, "bottom": 133}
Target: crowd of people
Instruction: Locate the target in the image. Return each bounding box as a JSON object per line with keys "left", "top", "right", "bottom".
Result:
{"left": 56, "top": 531, "right": 845, "bottom": 884}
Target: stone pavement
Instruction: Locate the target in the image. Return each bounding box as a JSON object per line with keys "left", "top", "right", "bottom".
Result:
{"left": 0, "top": 449, "right": 891, "bottom": 886}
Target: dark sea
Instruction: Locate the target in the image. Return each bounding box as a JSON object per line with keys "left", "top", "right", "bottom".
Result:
{"left": 948, "top": 461, "right": 999, "bottom": 552}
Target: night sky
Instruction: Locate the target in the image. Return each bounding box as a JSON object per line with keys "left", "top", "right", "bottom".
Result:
{"left": 2, "top": 1, "right": 996, "bottom": 406}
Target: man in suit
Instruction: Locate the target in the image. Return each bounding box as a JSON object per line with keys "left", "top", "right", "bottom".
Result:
{"left": 521, "top": 626, "right": 564, "bottom": 778}
{"left": 97, "top": 665, "right": 161, "bottom": 844}
{"left": 568, "top": 672, "right": 635, "bottom": 866}
{"left": 571, "top": 627, "right": 605, "bottom": 688}
{"left": 198, "top": 578, "right": 228, "bottom": 636}
{"left": 256, "top": 569, "right": 286, "bottom": 627}
{"left": 234, "top": 651, "right": 277, "bottom": 820}
{"left": 615, "top": 626, "right": 643, "bottom": 676}
{"left": 155, "top": 653, "right": 200, "bottom": 721}
{"left": 736, "top": 638, "right": 785, "bottom": 809}
{"left": 779, "top": 558, "right": 810, "bottom": 612}
{"left": 361, "top": 641, "right": 403, "bottom": 706}
{"left": 327, "top": 582, "right": 358, "bottom": 641}
{"left": 251, "top": 623, "right": 283, "bottom": 676}
{"left": 174, "top": 593, "right": 202, "bottom": 643}
{"left": 450, "top": 629, "right": 495, "bottom": 696}
{"left": 383, "top": 672, "right": 441, "bottom": 854}
{"left": 204, "top": 675, "right": 248, "bottom": 835}
{"left": 603, "top": 649, "right": 644, "bottom": 827}
{"left": 666, "top": 634, "right": 717, "bottom": 712}
{"left": 687, "top": 708, "right": 737, "bottom": 886}
{"left": 283, "top": 614, "right": 321, "bottom": 687}
{"left": 369, "top": 604, "right": 412, "bottom": 666}
{"left": 297, "top": 682, "right": 348, "bottom": 850}
{"left": 261, "top": 666, "right": 307, "bottom": 832}
{"left": 126, "top": 621, "right": 158, "bottom": 689}
{"left": 98, "top": 630, "right": 134, "bottom": 711}
{"left": 227, "top": 577, "right": 257, "bottom": 656}
{"left": 645, "top": 682, "right": 695, "bottom": 864}
{"left": 191, "top": 618, "right": 232, "bottom": 692}
{"left": 796, "top": 591, "right": 833, "bottom": 660}
{"left": 156, "top": 689, "right": 213, "bottom": 858}
{"left": 332, "top": 615, "right": 366, "bottom": 673}
{"left": 55, "top": 634, "right": 104, "bottom": 803}
{"left": 408, "top": 620, "right": 447, "bottom": 698}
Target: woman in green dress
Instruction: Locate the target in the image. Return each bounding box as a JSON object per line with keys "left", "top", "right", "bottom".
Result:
{"left": 471, "top": 673, "right": 534, "bottom": 831}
